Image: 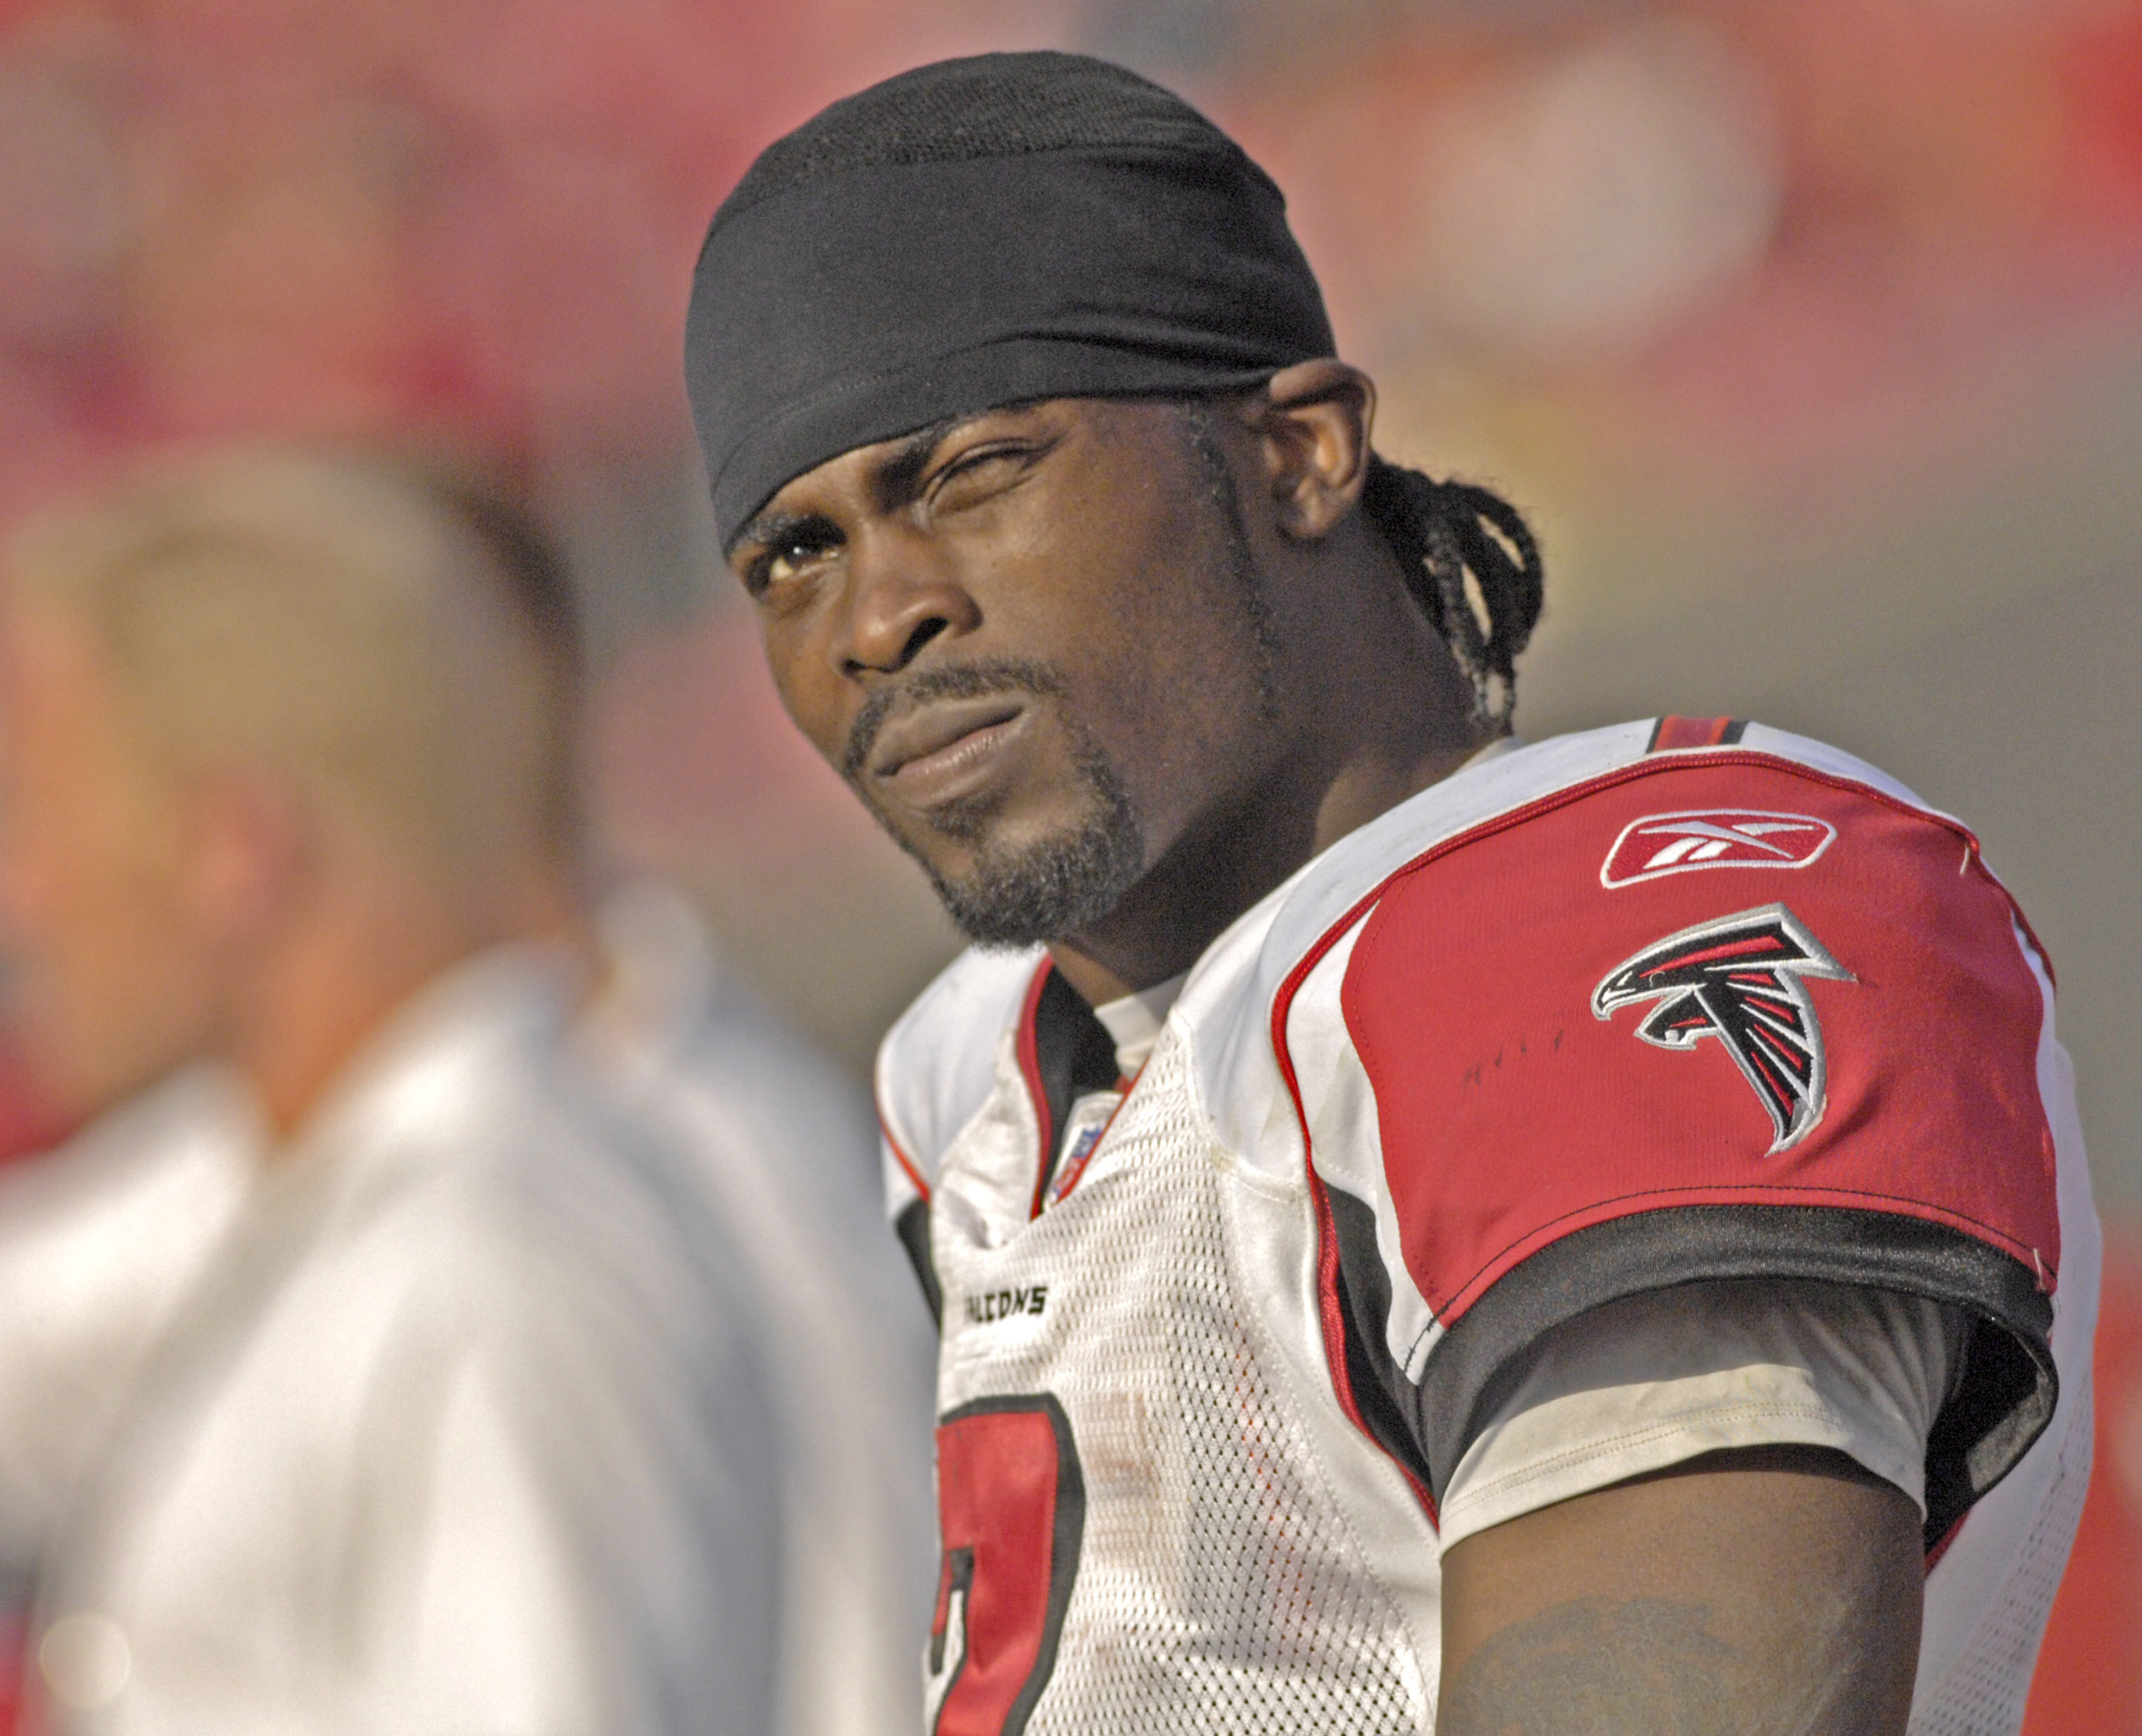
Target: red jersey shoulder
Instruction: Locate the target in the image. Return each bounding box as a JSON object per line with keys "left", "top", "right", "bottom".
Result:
{"left": 1337, "top": 750, "right": 2061, "bottom": 1324}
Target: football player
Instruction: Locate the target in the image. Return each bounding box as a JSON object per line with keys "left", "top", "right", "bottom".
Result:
{"left": 682, "top": 52, "right": 2096, "bottom": 1736}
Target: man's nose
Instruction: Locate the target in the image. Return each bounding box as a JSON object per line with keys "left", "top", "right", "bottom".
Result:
{"left": 833, "top": 525, "right": 980, "bottom": 679}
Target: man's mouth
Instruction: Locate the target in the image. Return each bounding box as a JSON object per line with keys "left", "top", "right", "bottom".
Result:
{"left": 867, "top": 695, "right": 1032, "bottom": 808}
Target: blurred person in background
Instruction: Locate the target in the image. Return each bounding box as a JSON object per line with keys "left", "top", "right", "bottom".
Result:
{"left": 0, "top": 448, "right": 801, "bottom": 1736}
{"left": 577, "top": 878, "right": 937, "bottom": 1736}
{"left": 394, "top": 458, "right": 939, "bottom": 1736}
{"left": 0, "top": 447, "right": 938, "bottom": 1736}
{"left": 683, "top": 51, "right": 2098, "bottom": 1736}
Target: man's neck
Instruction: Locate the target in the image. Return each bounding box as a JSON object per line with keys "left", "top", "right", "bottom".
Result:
{"left": 233, "top": 855, "right": 541, "bottom": 1144}
{"left": 1049, "top": 724, "right": 1493, "bottom": 1008}
{"left": 1048, "top": 523, "right": 1499, "bottom": 1008}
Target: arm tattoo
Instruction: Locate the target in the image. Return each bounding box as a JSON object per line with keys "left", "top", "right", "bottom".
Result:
{"left": 1437, "top": 1600, "right": 1740, "bottom": 1736}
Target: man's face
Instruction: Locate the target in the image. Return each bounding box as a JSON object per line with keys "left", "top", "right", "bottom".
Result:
{"left": 0, "top": 599, "right": 226, "bottom": 1120}
{"left": 730, "top": 397, "right": 1287, "bottom": 947}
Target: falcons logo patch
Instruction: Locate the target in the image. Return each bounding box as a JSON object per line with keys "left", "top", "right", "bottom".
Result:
{"left": 1592, "top": 904, "right": 1854, "bottom": 1153}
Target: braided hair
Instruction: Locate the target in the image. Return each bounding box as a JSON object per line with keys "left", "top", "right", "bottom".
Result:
{"left": 1359, "top": 455, "right": 1544, "bottom": 731}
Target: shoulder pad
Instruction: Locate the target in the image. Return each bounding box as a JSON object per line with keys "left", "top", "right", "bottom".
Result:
{"left": 875, "top": 945, "right": 1044, "bottom": 1211}
{"left": 1292, "top": 741, "right": 2062, "bottom": 1536}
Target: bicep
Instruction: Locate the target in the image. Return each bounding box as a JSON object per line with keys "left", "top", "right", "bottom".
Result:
{"left": 1437, "top": 1445, "right": 1923, "bottom": 1736}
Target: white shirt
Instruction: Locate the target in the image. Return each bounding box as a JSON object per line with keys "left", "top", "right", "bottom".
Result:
{"left": 36, "top": 949, "right": 784, "bottom": 1736}
{"left": 583, "top": 884, "right": 938, "bottom": 1736}
{"left": 0, "top": 1068, "right": 255, "bottom": 1589}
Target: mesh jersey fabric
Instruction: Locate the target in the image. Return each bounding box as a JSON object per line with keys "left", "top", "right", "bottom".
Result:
{"left": 878, "top": 719, "right": 2097, "bottom": 1734}
{"left": 1075, "top": 979, "right": 1971, "bottom": 1550}
{"left": 927, "top": 1030, "right": 1429, "bottom": 1733}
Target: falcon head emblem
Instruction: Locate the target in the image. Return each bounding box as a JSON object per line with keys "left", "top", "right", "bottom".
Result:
{"left": 1592, "top": 903, "right": 1854, "bottom": 1154}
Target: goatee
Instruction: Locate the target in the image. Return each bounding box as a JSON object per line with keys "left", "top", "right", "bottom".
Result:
{"left": 844, "top": 660, "right": 1145, "bottom": 948}
{"left": 922, "top": 745, "right": 1145, "bottom": 949}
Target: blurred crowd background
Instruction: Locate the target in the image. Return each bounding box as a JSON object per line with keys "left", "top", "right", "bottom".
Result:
{"left": 0, "top": 0, "right": 2134, "bottom": 1726}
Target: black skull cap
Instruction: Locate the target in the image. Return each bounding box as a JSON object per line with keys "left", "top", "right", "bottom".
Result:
{"left": 685, "top": 51, "right": 1336, "bottom": 550}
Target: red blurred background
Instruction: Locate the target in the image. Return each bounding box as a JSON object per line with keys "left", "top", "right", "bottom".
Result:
{"left": 0, "top": 0, "right": 2133, "bottom": 1721}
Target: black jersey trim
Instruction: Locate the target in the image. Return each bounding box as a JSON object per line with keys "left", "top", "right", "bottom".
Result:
{"left": 1022, "top": 966, "right": 1120, "bottom": 1215}
{"left": 1384, "top": 1203, "right": 2053, "bottom": 1549}
{"left": 1325, "top": 1183, "right": 1439, "bottom": 1493}
{"left": 895, "top": 1197, "right": 942, "bottom": 1330}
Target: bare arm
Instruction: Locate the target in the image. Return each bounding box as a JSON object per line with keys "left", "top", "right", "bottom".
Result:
{"left": 1436, "top": 1445, "right": 1924, "bottom": 1736}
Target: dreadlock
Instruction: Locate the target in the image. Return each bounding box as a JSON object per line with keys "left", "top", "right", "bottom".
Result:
{"left": 1359, "top": 455, "right": 1544, "bottom": 731}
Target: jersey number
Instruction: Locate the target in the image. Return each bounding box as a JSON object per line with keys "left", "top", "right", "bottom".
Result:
{"left": 927, "top": 1394, "right": 1085, "bottom": 1736}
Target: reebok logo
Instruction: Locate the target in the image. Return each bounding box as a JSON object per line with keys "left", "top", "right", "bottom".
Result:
{"left": 963, "top": 1285, "right": 1049, "bottom": 1327}
{"left": 1601, "top": 809, "right": 1835, "bottom": 889}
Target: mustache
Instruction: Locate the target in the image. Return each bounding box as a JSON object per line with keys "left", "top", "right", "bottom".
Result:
{"left": 841, "top": 658, "right": 1067, "bottom": 782}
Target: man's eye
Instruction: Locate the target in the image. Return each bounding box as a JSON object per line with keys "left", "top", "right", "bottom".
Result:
{"left": 744, "top": 525, "right": 841, "bottom": 595}
{"left": 765, "top": 544, "right": 813, "bottom": 583}
{"left": 928, "top": 445, "right": 1029, "bottom": 505}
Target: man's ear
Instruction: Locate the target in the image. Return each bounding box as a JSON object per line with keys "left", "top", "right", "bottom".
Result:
{"left": 183, "top": 769, "right": 313, "bottom": 949}
{"left": 1247, "top": 359, "right": 1377, "bottom": 542}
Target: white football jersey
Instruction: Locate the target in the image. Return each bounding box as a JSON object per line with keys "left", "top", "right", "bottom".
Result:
{"left": 878, "top": 720, "right": 2098, "bottom": 1736}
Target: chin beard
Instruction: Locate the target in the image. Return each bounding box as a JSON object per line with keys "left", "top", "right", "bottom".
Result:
{"left": 906, "top": 747, "right": 1146, "bottom": 949}
{"left": 843, "top": 657, "right": 1149, "bottom": 948}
